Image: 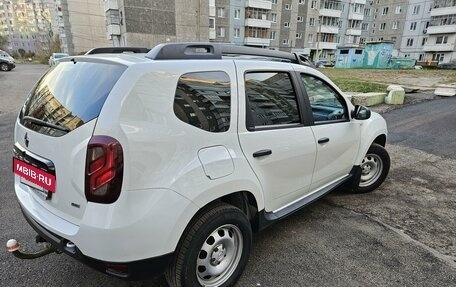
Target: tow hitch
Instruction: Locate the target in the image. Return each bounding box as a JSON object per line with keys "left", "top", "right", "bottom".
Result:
{"left": 6, "top": 237, "right": 60, "bottom": 259}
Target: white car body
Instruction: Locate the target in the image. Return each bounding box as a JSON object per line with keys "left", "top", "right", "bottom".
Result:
{"left": 13, "top": 43, "right": 389, "bottom": 283}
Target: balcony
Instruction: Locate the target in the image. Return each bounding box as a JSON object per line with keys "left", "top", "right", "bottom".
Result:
{"left": 245, "top": 37, "right": 271, "bottom": 46}
{"left": 348, "top": 12, "right": 364, "bottom": 21}
{"left": 245, "top": 18, "right": 271, "bottom": 28}
{"left": 351, "top": 0, "right": 366, "bottom": 4}
{"left": 430, "top": 6, "right": 456, "bottom": 17}
{"left": 107, "top": 24, "right": 120, "bottom": 36}
{"left": 427, "top": 25, "right": 456, "bottom": 34}
{"left": 317, "top": 42, "right": 338, "bottom": 50}
{"left": 346, "top": 28, "right": 362, "bottom": 36}
{"left": 245, "top": 0, "right": 272, "bottom": 10}
{"left": 320, "top": 25, "right": 339, "bottom": 34}
{"left": 320, "top": 9, "right": 342, "bottom": 18}
{"left": 422, "top": 43, "right": 455, "bottom": 51}
{"left": 104, "top": 0, "right": 118, "bottom": 11}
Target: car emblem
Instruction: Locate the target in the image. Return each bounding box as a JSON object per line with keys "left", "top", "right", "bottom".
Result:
{"left": 24, "top": 133, "right": 29, "bottom": 147}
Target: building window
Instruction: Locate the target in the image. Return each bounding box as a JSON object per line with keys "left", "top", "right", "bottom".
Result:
{"left": 282, "top": 39, "right": 289, "bottom": 45}
{"left": 297, "top": 16, "right": 304, "bottom": 22}
{"left": 271, "top": 13, "right": 277, "bottom": 23}
{"left": 392, "top": 21, "right": 398, "bottom": 29}
{"left": 296, "top": 33, "right": 302, "bottom": 39}
{"left": 209, "top": 18, "right": 215, "bottom": 29}
{"left": 311, "top": 0, "right": 317, "bottom": 9}
{"left": 285, "top": 4, "right": 292, "bottom": 10}
{"left": 395, "top": 6, "right": 401, "bottom": 14}
{"left": 174, "top": 72, "right": 231, "bottom": 133}
{"left": 422, "top": 37, "right": 427, "bottom": 46}
{"left": 364, "top": 8, "right": 371, "bottom": 16}
{"left": 308, "top": 33, "right": 313, "bottom": 42}
{"left": 284, "top": 22, "right": 290, "bottom": 28}
{"left": 271, "top": 0, "right": 277, "bottom": 4}
{"left": 309, "top": 17, "right": 315, "bottom": 26}
{"left": 412, "top": 5, "right": 420, "bottom": 15}
{"left": 234, "top": 9, "right": 240, "bottom": 19}
{"left": 410, "top": 22, "right": 417, "bottom": 31}
{"left": 353, "top": 3, "right": 363, "bottom": 13}
{"left": 270, "top": 31, "right": 276, "bottom": 40}
{"left": 432, "top": 53, "right": 444, "bottom": 62}
{"left": 382, "top": 7, "right": 388, "bottom": 15}
{"left": 218, "top": 27, "right": 225, "bottom": 37}
{"left": 360, "top": 38, "right": 365, "bottom": 44}
{"left": 234, "top": 28, "right": 240, "bottom": 38}
{"left": 436, "top": 36, "right": 448, "bottom": 44}
{"left": 380, "top": 23, "right": 386, "bottom": 30}
{"left": 406, "top": 38, "right": 414, "bottom": 46}
{"left": 362, "top": 23, "right": 369, "bottom": 30}
{"left": 217, "top": 7, "right": 225, "bottom": 18}
{"left": 299, "top": 0, "right": 305, "bottom": 5}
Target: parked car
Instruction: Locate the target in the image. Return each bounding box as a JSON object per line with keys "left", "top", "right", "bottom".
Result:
{"left": 48, "top": 52, "right": 69, "bottom": 66}
{"left": 437, "top": 61, "right": 456, "bottom": 69}
{"left": 0, "top": 50, "right": 15, "bottom": 71}
{"left": 10, "top": 43, "right": 390, "bottom": 287}
{"left": 315, "top": 58, "right": 335, "bottom": 68}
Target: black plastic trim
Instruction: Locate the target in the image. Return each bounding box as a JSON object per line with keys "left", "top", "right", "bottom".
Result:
{"left": 256, "top": 170, "right": 357, "bottom": 231}
{"left": 85, "top": 47, "right": 150, "bottom": 55}
{"left": 20, "top": 205, "right": 173, "bottom": 280}
{"left": 13, "top": 143, "right": 55, "bottom": 174}
{"left": 146, "top": 42, "right": 306, "bottom": 65}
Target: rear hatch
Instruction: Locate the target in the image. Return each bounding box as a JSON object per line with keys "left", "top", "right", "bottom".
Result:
{"left": 14, "top": 59, "right": 126, "bottom": 224}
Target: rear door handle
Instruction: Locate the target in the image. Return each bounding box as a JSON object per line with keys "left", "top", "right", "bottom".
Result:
{"left": 318, "top": 137, "right": 330, "bottom": 144}
{"left": 253, "top": 149, "right": 272, "bottom": 158}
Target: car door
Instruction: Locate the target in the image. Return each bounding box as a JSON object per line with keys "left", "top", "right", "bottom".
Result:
{"left": 236, "top": 61, "right": 317, "bottom": 212}
{"left": 297, "top": 71, "right": 361, "bottom": 191}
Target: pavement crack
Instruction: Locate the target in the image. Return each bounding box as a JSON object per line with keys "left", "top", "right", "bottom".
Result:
{"left": 324, "top": 200, "right": 456, "bottom": 269}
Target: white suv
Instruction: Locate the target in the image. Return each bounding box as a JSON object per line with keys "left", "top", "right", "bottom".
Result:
{"left": 12, "top": 43, "right": 390, "bottom": 286}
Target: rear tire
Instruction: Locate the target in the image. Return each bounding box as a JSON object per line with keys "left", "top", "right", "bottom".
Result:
{"left": 354, "top": 143, "right": 390, "bottom": 193}
{"left": 166, "top": 203, "right": 252, "bottom": 287}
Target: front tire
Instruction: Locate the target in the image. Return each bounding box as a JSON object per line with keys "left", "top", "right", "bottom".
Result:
{"left": 166, "top": 203, "right": 252, "bottom": 287}
{"left": 355, "top": 143, "right": 390, "bottom": 193}
{"left": 0, "top": 63, "right": 9, "bottom": 71}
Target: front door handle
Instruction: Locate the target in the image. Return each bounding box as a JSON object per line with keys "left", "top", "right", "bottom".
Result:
{"left": 253, "top": 149, "right": 272, "bottom": 158}
{"left": 318, "top": 137, "right": 330, "bottom": 144}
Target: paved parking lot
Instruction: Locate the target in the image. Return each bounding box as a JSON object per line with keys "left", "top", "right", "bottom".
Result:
{"left": 0, "top": 64, "right": 455, "bottom": 286}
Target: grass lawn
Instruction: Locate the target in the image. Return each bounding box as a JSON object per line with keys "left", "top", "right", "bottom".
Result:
{"left": 319, "top": 68, "right": 456, "bottom": 93}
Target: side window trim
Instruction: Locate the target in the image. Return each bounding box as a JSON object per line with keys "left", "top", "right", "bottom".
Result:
{"left": 244, "top": 70, "right": 305, "bottom": 132}
{"left": 299, "top": 72, "right": 350, "bottom": 125}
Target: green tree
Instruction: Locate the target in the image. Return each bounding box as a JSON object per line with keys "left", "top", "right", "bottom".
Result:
{"left": 18, "top": 48, "right": 26, "bottom": 58}
{"left": 0, "top": 35, "right": 7, "bottom": 50}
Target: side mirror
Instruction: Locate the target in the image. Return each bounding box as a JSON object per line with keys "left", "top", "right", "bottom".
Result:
{"left": 352, "top": 105, "right": 371, "bottom": 120}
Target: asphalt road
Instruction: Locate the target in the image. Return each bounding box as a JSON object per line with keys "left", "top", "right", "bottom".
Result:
{"left": 0, "top": 65, "right": 455, "bottom": 287}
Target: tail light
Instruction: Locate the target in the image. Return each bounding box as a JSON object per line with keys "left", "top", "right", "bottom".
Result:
{"left": 85, "top": 136, "right": 123, "bottom": 204}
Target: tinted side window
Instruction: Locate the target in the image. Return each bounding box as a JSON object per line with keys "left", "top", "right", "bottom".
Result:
{"left": 174, "top": 71, "right": 231, "bottom": 132}
{"left": 245, "top": 72, "right": 300, "bottom": 129}
{"left": 301, "top": 74, "right": 348, "bottom": 123}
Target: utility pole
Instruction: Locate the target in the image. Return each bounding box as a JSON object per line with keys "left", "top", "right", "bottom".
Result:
{"left": 315, "top": 15, "right": 322, "bottom": 62}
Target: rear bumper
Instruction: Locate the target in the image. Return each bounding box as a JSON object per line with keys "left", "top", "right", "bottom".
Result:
{"left": 21, "top": 205, "right": 173, "bottom": 280}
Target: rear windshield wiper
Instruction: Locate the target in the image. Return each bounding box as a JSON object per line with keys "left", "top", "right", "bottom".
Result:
{"left": 22, "top": 116, "right": 70, "bottom": 133}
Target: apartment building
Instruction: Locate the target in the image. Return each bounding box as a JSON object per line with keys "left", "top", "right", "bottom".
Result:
{"left": 0, "top": 0, "right": 54, "bottom": 54}
{"left": 400, "top": 0, "right": 432, "bottom": 61}
{"left": 423, "top": 0, "right": 456, "bottom": 63}
{"left": 105, "top": 0, "right": 208, "bottom": 49}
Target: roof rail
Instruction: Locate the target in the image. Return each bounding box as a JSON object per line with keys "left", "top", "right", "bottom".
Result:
{"left": 85, "top": 47, "right": 150, "bottom": 55}
{"left": 145, "top": 42, "right": 308, "bottom": 65}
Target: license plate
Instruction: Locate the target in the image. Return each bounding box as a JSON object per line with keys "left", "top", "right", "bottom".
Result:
{"left": 13, "top": 158, "right": 56, "bottom": 195}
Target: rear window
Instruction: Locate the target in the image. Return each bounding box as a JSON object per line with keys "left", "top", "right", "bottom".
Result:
{"left": 20, "top": 61, "right": 126, "bottom": 136}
